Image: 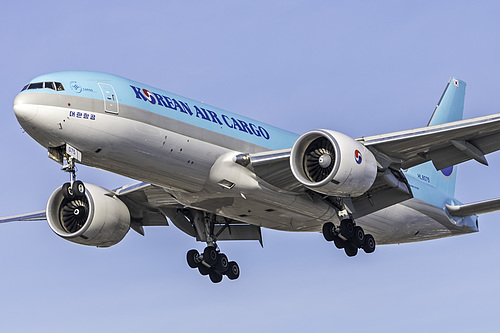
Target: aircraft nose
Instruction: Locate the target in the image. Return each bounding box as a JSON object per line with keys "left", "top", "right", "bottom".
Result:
{"left": 13, "top": 93, "right": 38, "bottom": 122}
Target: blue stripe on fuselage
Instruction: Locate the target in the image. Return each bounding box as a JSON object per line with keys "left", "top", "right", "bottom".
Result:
{"left": 23, "top": 71, "right": 299, "bottom": 150}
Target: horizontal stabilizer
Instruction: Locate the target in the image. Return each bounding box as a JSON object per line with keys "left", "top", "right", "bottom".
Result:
{"left": 446, "top": 198, "right": 500, "bottom": 217}
{"left": 0, "top": 210, "right": 46, "bottom": 223}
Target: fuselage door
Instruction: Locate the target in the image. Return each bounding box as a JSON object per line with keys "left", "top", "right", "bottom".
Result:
{"left": 98, "top": 82, "right": 119, "bottom": 114}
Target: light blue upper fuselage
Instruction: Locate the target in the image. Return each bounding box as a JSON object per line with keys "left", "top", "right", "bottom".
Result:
{"left": 19, "top": 71, "right": 472, "bottom": 226}
{"left": 23, "top": 71, "right": 299, "bottom": 151}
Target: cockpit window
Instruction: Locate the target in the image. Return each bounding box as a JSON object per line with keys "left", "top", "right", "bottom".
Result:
{"left": 21, "top": 81, "right": 65, "bottom": 92}
{"left": 28, "top": 82, "right": 43, "bottom": 89}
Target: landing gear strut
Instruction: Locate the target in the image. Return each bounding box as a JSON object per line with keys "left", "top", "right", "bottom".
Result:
{"left": 61, "top": 156, "right": 86, "bottom": 200}
{"left": 322, "top": 217, "right": 376, "bottom": 257}
{"left": 186, "top": 212, "right": 240, "bottom": 283}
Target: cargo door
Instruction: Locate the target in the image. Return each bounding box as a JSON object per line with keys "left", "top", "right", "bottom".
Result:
{"left": 98, "top": 82, "right": 119, "bottom": 114}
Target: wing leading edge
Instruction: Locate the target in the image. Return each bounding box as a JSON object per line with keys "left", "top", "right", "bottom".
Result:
{"left": 359, "top": 112, "right": 500, "bottom": 171}
{"left": 0, "top": 210, "right": 46, "bottom": 223}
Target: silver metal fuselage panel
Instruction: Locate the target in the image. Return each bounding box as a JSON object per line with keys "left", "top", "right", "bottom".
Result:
{"left": 13, "top": 84, "right": 478, "bottom": 245}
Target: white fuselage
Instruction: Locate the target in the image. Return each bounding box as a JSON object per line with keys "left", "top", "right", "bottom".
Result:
{"left": 13, "top": 73, "right": 478, "bottom": 245}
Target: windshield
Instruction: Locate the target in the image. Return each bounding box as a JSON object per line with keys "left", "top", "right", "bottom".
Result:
{"left": 21, "top": 81, "right": 64, "bottom": 92}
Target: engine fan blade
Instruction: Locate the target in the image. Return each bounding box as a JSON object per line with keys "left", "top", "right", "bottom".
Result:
{"left": 60, "top": 198, "right": 89, "bottom": 233}
{"left": 303, "top": 137, "right": 335, "bottom": 182}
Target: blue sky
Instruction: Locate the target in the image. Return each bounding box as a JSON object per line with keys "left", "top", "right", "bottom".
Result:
{"left": 1, "top": 1, "right": 500, "bottom": 332}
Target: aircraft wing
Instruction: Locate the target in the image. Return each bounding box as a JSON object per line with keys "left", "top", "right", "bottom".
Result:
{"left": 0, "top": 210, "right": 46, "bottom": 223}
{"left": 359, "top": 113, "right": 500, "bottom": 170}
{"left": 246, "top": 112, "right": 500, "bottom": 191}
{"left": 241, "top": 112, "right": 500, "bottom": 219}
{"left": 0, "top": 182, "right": 176, "bottom": 231}
{"left": 0, "top": 181, "right": 262, "bottom": 242}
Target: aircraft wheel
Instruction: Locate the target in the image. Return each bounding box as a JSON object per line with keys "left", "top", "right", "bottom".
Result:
{"left": 344, "top": 242, "right": 358, "bottom": 257}
{"left": 187, "top": 249, "right": 201, "bottom": 269}
{"left": 226, "top": 261, "right": 240, "bottom": 280}
{"left": 322, "top": 222, "right": 335, "bottom": 241}
{"left": 340, "top": 219, "right": 354, "bottom": 239}
{"left": 198, "top": 264, "right": 210, "bottom": 276}
{"left": 363, "top": 234, "right": 376, "bottom": 254}
{"left": 62, "top": 182, "right": 75, "bottom": 200}
{"left": 203, "top": 246, "right": 218, "bottom": 266}
{"left": 209, "top": 269, "right": 223, "bottom": 283}
{"left": 72, "top": 180, "right": 85, "bottom": 198}
{"left": 215, "top": 253, "right": 229, "bottom": 273}
{"left": 351, "top": 226, "right": 365, "bottom": 247}
{"left": 333, "top": 235, "right": 346, "bottom": 249}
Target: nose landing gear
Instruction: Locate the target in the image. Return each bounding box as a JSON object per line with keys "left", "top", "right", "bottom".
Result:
{"left": 61, "top": 157, "right": 86, "bottom": 199}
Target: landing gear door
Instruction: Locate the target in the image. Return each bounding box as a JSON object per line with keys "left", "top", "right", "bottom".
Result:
{"left": 98, "top": 82, "right": 119, "bottom": 114}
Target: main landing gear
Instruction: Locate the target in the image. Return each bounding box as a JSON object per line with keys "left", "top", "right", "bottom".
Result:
{"left": 322, "top": 218, "right": 376, "bottom": 257}
{"left": 186, "top": 247, "right": 240, "bottom": 283}
{"left": 186, "top": 212, "right": 240, "bottom": 283}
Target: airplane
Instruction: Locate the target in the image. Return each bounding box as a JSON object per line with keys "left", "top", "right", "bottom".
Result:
{"left": 3, "top": 71, "right": 500, "bottom": 283}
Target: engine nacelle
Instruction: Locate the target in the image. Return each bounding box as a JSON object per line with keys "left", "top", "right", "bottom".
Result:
{"left": 46, "top": 183, "right": 131, "bottom": 247}
{"left": 290, "top": 129, "right": 377, "bottom": 197}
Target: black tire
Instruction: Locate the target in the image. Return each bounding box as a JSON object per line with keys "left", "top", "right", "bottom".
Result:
{"left": 344, "top": 242, "right": 358, "bottom": 257}
{"left": 186, "top": 249, "right": 201, "bottom": 269}
{"left": 215, "top": 253, "right": 229, "bottom": 273}
{"left": 198, "top": 264, "right": 210, "bottom": 276}
{"left": 332, "top": 234, "right": 346, "bottom": 249}
{"left": 72, "top": 180, "right": 85, "bottom": 198}
{"left": 226, "top": 261, "right": 240, "bottom": 280}
{"left": 203, "top": 246, "right": 218, "bottom": 266}
{"left": 62, "top": 183, "right": 75, "bottom": 200}
{"left": 351, "top": 226, "right": 365, "bottom": 247}
{"left": 340, "top": 219, "right": 354, "bottom": 238}
{"left": 322, "top": 222, "right": 335, "bottom": 242}
{"left": 209, "top": 269, "right": 223, "bottom": 283}
{"left": 363, "top": 234, "right": 376, "bottom": 254}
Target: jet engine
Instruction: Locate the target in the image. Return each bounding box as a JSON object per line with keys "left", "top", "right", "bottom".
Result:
{"left": 290, "top": 129, "right": 377, "bottom": 197}
{"left": 46, "top": 183, "right": 131, "bottom": 247}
